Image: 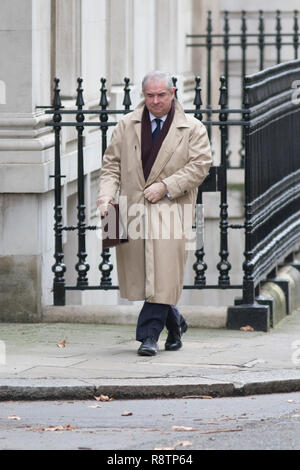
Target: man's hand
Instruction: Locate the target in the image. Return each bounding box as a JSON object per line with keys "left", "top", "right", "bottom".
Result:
{"left": 144, "top": 182, "right": 168, "bottom": 203}
{"left": 96, "top": 195, "right": 113, "bottom": 217}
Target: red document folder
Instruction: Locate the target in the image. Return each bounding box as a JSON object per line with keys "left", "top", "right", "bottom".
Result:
{"left": 101, "top": 202, "right": 128, "bottom": 249}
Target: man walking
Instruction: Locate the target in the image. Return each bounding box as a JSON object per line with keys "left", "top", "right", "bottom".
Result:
{"left": 97, "top": 71, "right": 212, "bottom": 356}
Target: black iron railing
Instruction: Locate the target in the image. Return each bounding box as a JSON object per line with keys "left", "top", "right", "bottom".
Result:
{"left": 187, "top": 10, "right": 300, "bottom": 167}
{"left": 43, "top": 75, "right": 245, "bottom": 306}
{"left": 41, "top": 62, "right": 300, "bottom": 330}
{"left": 242, "top": 60, "right": 300, "bottom": 304}
{"left": 228, "top": 59, "right": 300, "bottom": 330}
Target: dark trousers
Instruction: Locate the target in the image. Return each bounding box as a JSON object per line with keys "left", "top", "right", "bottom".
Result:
{"left": 136, "top": 302, "right": 183, "bottom": 342}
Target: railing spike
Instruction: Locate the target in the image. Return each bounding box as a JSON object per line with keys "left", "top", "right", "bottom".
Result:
{"left": 172, "top": 76, "right": 178, "bottom": 99}
{"left": 76, "top": 77, "right": 84, "bottom": 108}
{"left": 207, "top": 10, "right": 212, "bottom": 35}
{"left": 100, "top": 77, "right": 108, "bottom": 108}
{"left": 219, "top": 76, "right": 227, "bottom": 109}
{"left": 52, "top": 77, "right": 62, "bottom": 109}
{"left": 123, "top": 77, "right": 131, "bottom": 110}
{"left": 294, "top": 10, "right": 299, "bottom": 59}
{"left": 276, "top": 10, "right": 282, "bottom": 63}
{"left": 193, "top": 76, "right": 203, "bottom": 121}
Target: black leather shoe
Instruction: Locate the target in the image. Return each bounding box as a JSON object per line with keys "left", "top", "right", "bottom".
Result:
{"left": 138, "top": 337, "right": 158, "bottom": 356}
{"left": 180, "top": 318, "right": 188, "bottom": 334}
{"left": 165, "top": 318, "right": 188, "bottom": 351}
{"left": 165, "top": 333, "right": 182, "bottom": 351}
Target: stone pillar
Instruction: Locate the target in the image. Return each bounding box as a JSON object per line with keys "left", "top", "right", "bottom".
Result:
{"left": 132, "top": 0, "right": 156, "bottom": 87}
{"left": 154, "top": 0, "right": 194, "bottom": 102}
{"left": 106, "top": 0, "right": 135, "bottom": 109}
{"left": 52, "top": 0, "right": 81, "bottom": 100}
{"left": 81, "top": 0, "right": 108, "bottom": 103}
{"left": 0, "top": 0, "right": 53, "bottom": 321}
{"left": 190, "top": 0, "right": 220, "bottom": 106}
{"left": 107, "top": 0, "right": 196, "bottom": 108}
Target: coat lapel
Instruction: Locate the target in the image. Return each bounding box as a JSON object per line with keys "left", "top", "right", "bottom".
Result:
{"left": 146, "top": 101, "right": 190, "bottom": 186}
{"left": 130, "top": 104, "right": 145, "bottom": 184}
{"left": 129, "top": 100, "right": 190, "bottom": 187}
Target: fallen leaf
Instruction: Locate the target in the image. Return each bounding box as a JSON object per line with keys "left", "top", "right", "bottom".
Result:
{"left": 25, "top": 425, "right": 45, "bottom": 432}
{"left": 44, "top": 424, "right": 76, "bottom": 432}
{"left": 8, "top": 415, "right": 21, "bottom": 420}
{"left": 154, "top": 440, "right": 193, "bottom": 451}
{"left": 44, "top": 426, "right": 63, "bottom": 432}
{"left": 121, "top": 411, "right": 133, "bottom": 416}
{"left": 240, "top": 325, "right": 254, "bottom": 331}
{"left": 94, "top": 394, "right": 114, "bottom": 402}
{"left": 174, "top": 441, "right": 193, "bottom": 447}
{"left": 57, "top": 339, "right": 66, "bottom": 348}
{"left": 172, "top": 426, "right": 198, "bottom": 432}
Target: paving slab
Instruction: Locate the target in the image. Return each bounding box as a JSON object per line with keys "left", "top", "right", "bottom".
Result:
{"left": 0, "top": 308, "right": 299, "bottom": 400}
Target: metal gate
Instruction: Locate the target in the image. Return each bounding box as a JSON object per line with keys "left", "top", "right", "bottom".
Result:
{"left": 187, "top": 9, "right": 300, "bottom": 167}
{"left": 42, "top": 61, "right": 300, "bottom": 331}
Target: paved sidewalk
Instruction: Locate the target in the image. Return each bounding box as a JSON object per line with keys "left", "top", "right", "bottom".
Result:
{"left": 0, "top": 308, "right": 299, "bottom": 400}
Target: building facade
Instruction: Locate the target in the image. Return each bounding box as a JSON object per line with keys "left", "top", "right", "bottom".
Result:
{"left": 0, "top": 0, "right": 298, "bottom": 320}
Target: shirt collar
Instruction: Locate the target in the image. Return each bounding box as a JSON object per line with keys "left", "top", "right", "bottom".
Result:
{"left": 149, "top": 111, "right": 168, "bottom": 123}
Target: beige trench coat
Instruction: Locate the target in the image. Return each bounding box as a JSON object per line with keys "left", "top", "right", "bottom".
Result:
{"left": 98, "top": 99, "right": 212, "bottom": 305}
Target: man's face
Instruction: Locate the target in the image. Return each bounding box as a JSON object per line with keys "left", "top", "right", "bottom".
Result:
{"left": 143, "top": 79, "right": 175, "bottom": 118}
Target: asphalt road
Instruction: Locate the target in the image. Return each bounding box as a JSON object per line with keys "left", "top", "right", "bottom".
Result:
{"left": 0, "top": 392, "right": 300, "bottom": 451}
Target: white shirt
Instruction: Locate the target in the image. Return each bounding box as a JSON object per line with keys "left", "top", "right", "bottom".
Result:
{"left": 149, "top": 111, "right": 168, "bottom": 133}
{"left": 148, "top": 112, "right": 172, "bottom": 199}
